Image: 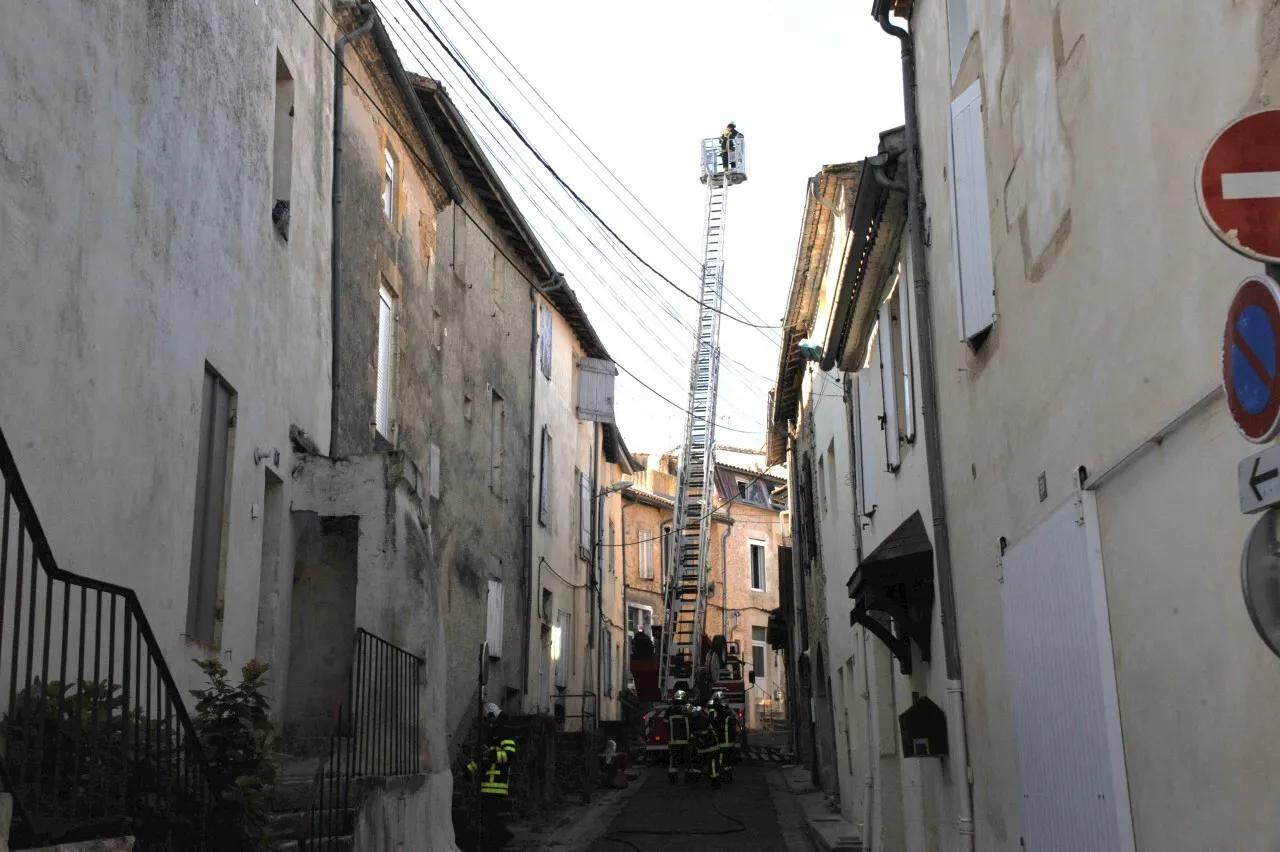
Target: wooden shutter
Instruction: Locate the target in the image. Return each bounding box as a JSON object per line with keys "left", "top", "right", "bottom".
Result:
{"left": 898, "top": 264, "right": 916, "bottom": 441}
{"left": 486, "top": 578, "right": 504, "bottom": 659}
{"left": 579, "top": 472, "right": 591, "bottom": 552}
{"left": 539, "top": 303, "right": 553, "bottom": 379}
{"left": 878, "top": 302, "right": 901, "bottom": 471}
{"left": 950, "top": 81, "right": 996, "bottom": 341}
{"left": 375, "top": 286, "right": 395, "bottom": 436}
{"left": 539, "top": 427, "right": 551, "bottom": 526}
{"left": 855, "top": 373, "right": 879, "bottom": 516}
{"left": 639, "top": 532, "right": 653, "bottom": 579}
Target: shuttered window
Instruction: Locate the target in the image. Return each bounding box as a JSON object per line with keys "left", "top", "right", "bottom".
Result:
{"left": 539, "top": 302, "right": 553, "bottom": 379}
{"left": 897, "top": 263, "right": 916, "bottom": 441}
{"left": 878, "top": 300, "right": 901, "bottom": 471}
{"left": 375, "top": 285, "right": 395, "bottom": 438}
{"left": 538, "top": 427, "right": 552, "bottom": 526}
{"left": 187, "top": 367, "right": 235, "bottom": 643}
{"left": 950, "top": 81, "right": 996, "bottom": 341}
{"left": 486, "top": 578, "right": 504, "bottom": 659}
{"left": 638, "top": 530, "right": 654, "bottom": 579}
{"left": 554, "top": 611, "right": 571, "bottom": 688}
{"left": 579, "top": 472, "right": 591, "bottom": 554}
{"left": 854, "top": 372, "right": 879, "bottom": 517}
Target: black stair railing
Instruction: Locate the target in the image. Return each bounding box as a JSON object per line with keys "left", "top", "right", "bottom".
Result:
{"left": 305, "top": 628, "right": 424, "bottom": 851}
{"left": 0, "top": 426, "right": 250, "bottom": 849}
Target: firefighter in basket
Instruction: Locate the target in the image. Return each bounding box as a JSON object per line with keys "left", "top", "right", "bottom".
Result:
{"left": 665, "top": 690, "right": 693, "bottom": 784}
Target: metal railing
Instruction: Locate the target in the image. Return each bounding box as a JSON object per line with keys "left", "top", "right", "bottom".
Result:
{"left": 304, "top": 628, "right": 424, "bottom": 851}
{"left": 0, "top": 426, "right": 249, "bottom": 849}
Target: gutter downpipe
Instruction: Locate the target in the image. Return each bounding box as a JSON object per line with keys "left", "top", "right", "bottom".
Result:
{"left": 329, "top": 4, "right": 377, "bottom": 458}
{"left": 875, "top": 8, "right": 975, "bottom": 852}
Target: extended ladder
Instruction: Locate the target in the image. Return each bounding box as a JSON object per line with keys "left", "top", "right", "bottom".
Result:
{"left": 660, "top": 131, "right": 746, "bottom": 699}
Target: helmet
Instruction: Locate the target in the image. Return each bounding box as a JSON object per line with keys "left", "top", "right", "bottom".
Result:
{"left": 673, "top": 690, "right": 687, "bottom": 703}
{"left": 711, "top": 689, "right": 726, "bottom": 706}
{"left": 482, "top": 702, "right": 501, "bottom": 720}
{"left": 727, "top": 121, "right": 736, "bottom": 128}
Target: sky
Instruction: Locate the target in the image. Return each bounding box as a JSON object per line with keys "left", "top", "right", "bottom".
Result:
{"left": 380, "top": 0, "right": 905, "bottom": 455}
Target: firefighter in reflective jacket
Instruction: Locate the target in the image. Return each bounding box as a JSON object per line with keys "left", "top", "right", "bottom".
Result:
{"left": 691, "top": 703, "right": 720, "bottom": 786}
{"left": 709, "top": 690, "right": 740, "bottom": 783}
{"left": 466, "top": 704, "right": 518, "bottom": 797}
{"left": 665, "top": 690, "right": 692, "bottom": 783}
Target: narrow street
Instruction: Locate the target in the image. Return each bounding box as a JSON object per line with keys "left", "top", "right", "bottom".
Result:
{"left": 582, "top": 763, "right": 814, "bottom": 852}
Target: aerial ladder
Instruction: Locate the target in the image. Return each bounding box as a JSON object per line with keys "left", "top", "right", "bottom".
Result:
{"left": 659, "top": 127, "right": 748, "bottom": 701}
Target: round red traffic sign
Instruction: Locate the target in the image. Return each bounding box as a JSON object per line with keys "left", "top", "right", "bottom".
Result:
{"left": 1197, "top": 109, "right": 1280, "bottom": 264}
{"left": 1224, "top": 275, "right": 1280, "bottom": 442}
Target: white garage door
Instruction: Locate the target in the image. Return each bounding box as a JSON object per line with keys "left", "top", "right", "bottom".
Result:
{"left": 1001, "top": 492, "right": 1135, "bottom": 852}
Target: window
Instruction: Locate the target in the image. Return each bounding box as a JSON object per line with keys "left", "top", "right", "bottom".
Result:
{"left": 429, "top": 443, "right": 441, "bottom": 499}
{"left": 947, "top": 0, "right": 970, "bottom": 80}
{"left": 627, "top": 605, "right": 654, "bottom": 635}
{"left": 432, "top": 309, "right": 444, "bottom": 352}
{"left": 638, "top": 529, "right": 654, "bottom": 579}
{"left": 604, "top": 634, "right": 614, "bottom": 697}
{"left": 737, "top": 480, "right": 748, "bottom": 499}
{"left": 538, "top": 427, "right": 552, "bottom": 526}
{"left": 554, "top": 611, "right": 571, "bottom": 688}
{"left": 877, "top": 298, "right": 901, "bottom": 471}
{"left": 485, "top": 579, "right": 504, "bottom": 659}
{"left": 489, "top": 389, "right": 505, "bottom": 492}
{"left": 187, "top": 366, "right": 236, "bottom": 644}
{"left": 749, "top": 541, "right": 766, "bottom": 592}
{"left": 382, "top": 145, "right": 397, "bottom": 222}
{"left": 538, "top": 302, "right": 553, "bottom": 379}
{"left": 271, "top": 53, "right": 294, "bottom": 241}
{"left": 826, "top": 440, "right": 838, "bottom": 512}
{"left": 660, "top": 524, "right": 673, "bottom": 580}
{"left": 579, "top": 472, "right": 592, "bottom": 554}
{"left": 375, "top": 284, "right": 396, "bottom": 439}
{"left": 817, "top": 454, "right": 827, "bottom": 515}
{"left": 751, "top": 626, "right": 768, "bottom": 689}
{"left": 950, "top": 80, "right": 996, "bottom": 342}
{"left": 896, "top": 264, "right": 916, "bottom": 441}
{"left": 541, "top": 588, "right": 553, "bottom": 622}
{"left": 608, "top": 520, "right": 616, "bottom": 575}
{"left": 855, "top": 373, "right": 879, "bottom": 517}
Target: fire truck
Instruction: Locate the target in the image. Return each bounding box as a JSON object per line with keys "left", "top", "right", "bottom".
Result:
{"left": 640, "top": 638, "right": 749, "bottom": 759}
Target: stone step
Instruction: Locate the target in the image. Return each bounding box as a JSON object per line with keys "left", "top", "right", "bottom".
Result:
{"left": 276, "top": 837, "right": 351, "bottom": 852}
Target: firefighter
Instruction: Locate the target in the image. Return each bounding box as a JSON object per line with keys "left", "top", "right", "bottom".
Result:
{"left": 463, "top": 703, "right": 517, "bottom": 850}
{"left": 665, "top": 690, "right": 692, "bottom": 784}
{"left": 690, "top": 702, "right": 720, "bottom": 787}
{"left": 718, "top": 122, "right": 740, "bottom": 172}
{"left": 709, "top": 690, "right": 740, "bottom": 784}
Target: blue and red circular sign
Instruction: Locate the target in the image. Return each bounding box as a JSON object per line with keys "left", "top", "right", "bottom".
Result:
{"left": 1224, "top": 275, "right": 1280, "bottom": 442}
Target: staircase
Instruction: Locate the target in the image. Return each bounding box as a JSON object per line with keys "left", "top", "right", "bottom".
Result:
{"left": 0, "top": 426, "right": 250, "bottom": 850}
{"left": 661, "top": 167, "right": 731, "bottom": 698}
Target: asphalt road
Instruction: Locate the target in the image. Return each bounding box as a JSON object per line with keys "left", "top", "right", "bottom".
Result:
{"left": 582, "top": 764, "right": 814, "bottom": 852}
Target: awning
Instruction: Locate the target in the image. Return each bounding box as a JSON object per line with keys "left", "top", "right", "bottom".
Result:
{"left": 847, "top": 510, "right": 935, "bottom": 674}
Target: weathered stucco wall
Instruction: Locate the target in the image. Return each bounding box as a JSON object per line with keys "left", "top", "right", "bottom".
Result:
{"left": 334, "top": 45, "right": 535, "bottom": 747}
{"left": 904, "top": 0, "right": 1280, "bottom": 848}
{"left": 0, "top": 0, "right": 334, "bottom": 697}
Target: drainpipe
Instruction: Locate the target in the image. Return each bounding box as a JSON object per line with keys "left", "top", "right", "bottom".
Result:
{"left": 329, "top": 4, "right": 377, "bottom": 458}
{"left": 873, "top": 5, "right": 975, "bottom": 851}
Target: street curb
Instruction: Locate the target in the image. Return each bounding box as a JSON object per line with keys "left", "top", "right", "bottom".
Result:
{"left": 780, "top": 765, "right": 862, "bottom": 852}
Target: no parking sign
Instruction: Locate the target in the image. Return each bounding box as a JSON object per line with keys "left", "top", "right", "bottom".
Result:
{"left": 1224, "top": 275, "right": 1280, "bottom": 443}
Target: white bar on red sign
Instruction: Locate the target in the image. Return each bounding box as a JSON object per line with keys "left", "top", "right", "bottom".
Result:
{"left": 1222, "top": 171, "right": 1280, "bottom": 200}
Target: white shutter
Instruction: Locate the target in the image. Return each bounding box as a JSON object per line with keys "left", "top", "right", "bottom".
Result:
{"left": 554, "top": 611, "right": 571, "bottom": 688}
{"left": 898, "top": 264, "right": 916, "bottom": 442}
{"left": 855, "top": 373, "right": 879, "bottom": 516}
{"left": 538, "top": 427, "right": 551, "bottom": 526}
{"left": 375, "top": 286, "right": 395, "bottom": 437}
{"left": 579, "top": 472, "right": 592, "bottom": 552}
{"left": 878, "top": 301, "right": 901, "bottom": 471}
{"left": 486, "top": 578, "right": 504, "bottom": 659}
{"left": 539, "top": 303, "right": 553, "bottom": 379}
{"left": 949, "top": 81, "right": 996, "bottom": 341}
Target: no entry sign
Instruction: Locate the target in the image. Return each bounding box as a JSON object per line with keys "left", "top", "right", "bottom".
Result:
{"left": 1224, "top": 275, "right": 1280, "bottom": 442}
{"left": 1197, "top": 109, "right": 1280, "bottom": 263}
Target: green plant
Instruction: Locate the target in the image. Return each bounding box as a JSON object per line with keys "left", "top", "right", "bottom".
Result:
{"left": 191, "top": 658, "right": 278, "bottom": 849}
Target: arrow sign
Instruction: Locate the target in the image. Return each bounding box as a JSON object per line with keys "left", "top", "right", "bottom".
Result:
{"left": 1239, "top": 445, "right": 1280, "bottom": 513}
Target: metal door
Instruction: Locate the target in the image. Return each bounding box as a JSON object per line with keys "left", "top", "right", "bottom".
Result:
{"left": 1001, "top": 492, "right": 1135, "bottom": 852}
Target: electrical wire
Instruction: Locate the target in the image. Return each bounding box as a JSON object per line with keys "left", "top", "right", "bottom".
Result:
{"left": 286, "top": 0, "right": 769, "bottom": 438}
{"left": 393, "top": 0, "right": 783, "bottom": 331}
